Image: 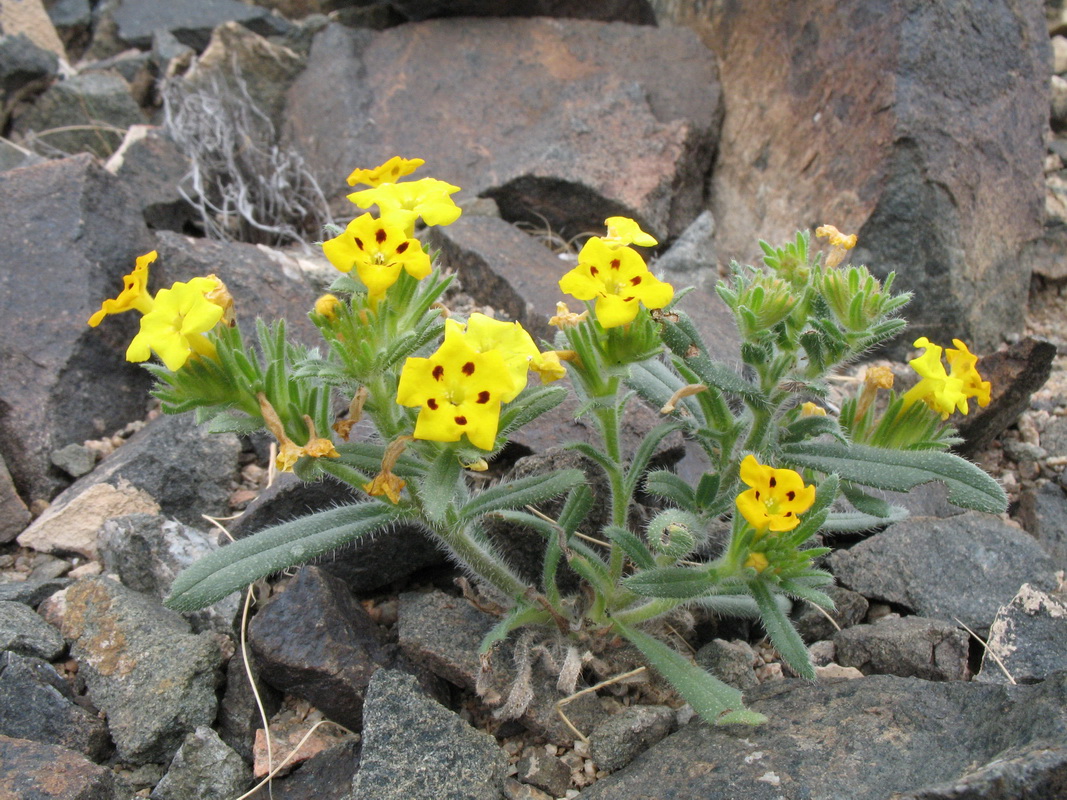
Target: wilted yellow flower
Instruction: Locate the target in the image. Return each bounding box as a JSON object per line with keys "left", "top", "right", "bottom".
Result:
{"left": 735, "top": 454, "right": 816, "bottom": 533}
{"left": 125, "top": 277, "right": 224, "bottom": 371}
{"left": 559, "top": 237, "right": 673, "bottom": 328}
{"left": 346, "top": 156, "right": 425, "bottom": 188}
{"left": 88, "top": 251, "right": 157, "bottom": 327}
{"left": 816, "top": 224, "right": 857, "bottom": 268}
{"left": 548, "top": 301, "right": 588, "bottom": 329}
{"left": 603, "top": 216, "right": 658, "bottom": 248}
{"left": 530, "top": 350, "right": 568, "bottom": 383}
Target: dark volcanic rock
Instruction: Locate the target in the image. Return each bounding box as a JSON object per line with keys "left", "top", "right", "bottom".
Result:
{"left": 790, "top": 584, "right": 869, "bottom": 644}
{"left": 0, "top": 734, "right": 124, "bottom": 800}
{"left": 248, "top": 566, "right": 389, "bottom": 731}
{"left": 105, "top": 126, "right": 198, "bottom": 233}
{"left": 61, "top": 577, "right": 223, "bottom": 765}
{"left": 588, "top": 704, "right": 675, "bottom": 774}
{"left": 11, "top": 70, "right": 145, "bottom": 157}
{"left": 0, "top": 154, "right": 156, "bottom": 505}
{"left": 217, "top": 648, "right": 282, "bottom": 763}
{"left": 978, "top": 584, "right": 1067, "bottom": 685}
{"left": 833, "top": 615, "right": 970, "bottom": 681}
{"left": 0, "top": 651, "right": 111, "bottom": 760}
{"left": 0, "top": 33, "right": 58, "bottom": 127}
{"left": 0, "top": 600, "right": 64, "bottom": 660}
{"left": 347, "top": 668, "right": 508, "bottom": 800}
{"left": 1018, "top": 481, "right": 1067, "bottom": 570}
{"left": 151, "top": 726, "right": 251, "bottom": 800}
{"left": 829, "top": 512, "right": 1059, "bottom": 635}
{"left": 578, "top": 673, "right": 1067, "bottom": 800}
{"left": 689, "top": 0, "right": 1049, "bottom": 354}
{"left": 0, "top": 455, "right": 30, "bottom": 543}
{"left": 111, "top": 0, "right": 283, "bottom": 51}
{"left": 286, "top": 18, "right": 721, "bottom": 241}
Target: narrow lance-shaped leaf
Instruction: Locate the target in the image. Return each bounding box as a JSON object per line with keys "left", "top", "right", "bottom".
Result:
{"left": 165, "top": 503, "right": 407, "bottom": 611}
{"left": 458, "top": 469, "right": 586, "bottom": 523}
{"left": 749, "top": 580, "right": 815, "bottom": 680}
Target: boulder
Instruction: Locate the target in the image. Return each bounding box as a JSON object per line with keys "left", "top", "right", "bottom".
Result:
{"left": 977, "top": 583, "right": 1067, "bottom": 685}
{"left": 670, "top": 0, "right": 1049, "bottom": 354}
{"left": 285, "top": 18, "right": 722, "bottom": 241}
{"left": 110, "top": 0, "right": 285, "bottom": 51}
{"left": 0, "top": 734, "right": 124, "bottom": 800}
{"left": 0, "top": 154, "right": 156, "bottom": 505}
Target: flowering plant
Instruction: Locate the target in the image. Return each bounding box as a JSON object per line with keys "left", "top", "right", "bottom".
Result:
{"left": 91, "top": 163, "right": 1006, "bottom": 725}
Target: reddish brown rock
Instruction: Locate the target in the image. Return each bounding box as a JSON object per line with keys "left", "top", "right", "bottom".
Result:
{"left": 0, "top": 735, "right": 122, "bottom": 800}
{"left": 285, "top": 18, "right": 721, "bottom": 241}
{"left": 671, "top": 0, "right": 1048, "bottom": 353}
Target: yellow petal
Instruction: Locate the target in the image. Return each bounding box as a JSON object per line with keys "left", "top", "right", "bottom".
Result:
{"left": 346, "top": 156, "right": 425, "bottom": 188}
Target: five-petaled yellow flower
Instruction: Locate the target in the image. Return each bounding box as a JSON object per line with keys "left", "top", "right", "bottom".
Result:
{"left": 125, "top": 277, "right": 225, "bottom": 371}
{"left": 396, "top": 335, "right": 516, "bottom": 450}
{"left": 348, "top": 177, "right": 462, "bottom": 235}
{"left": 88, "top": 251, "right": 157, "bottom": 326}
{"left": 346, "top": 156, "right": 425, "bottom": 188}
{"left": 902, "top": 337, "right": 990, "bottom": 420}
{"left": 735, "top": 454, "right": 816, "bottom": 533}
{"left": 322, "top": 213, "right": 432, "bottom": 302}
{"left": 558, "top": 236, "right": 673, "bottom": 328}
{"left": 603, "top": 216, "right": 658, "bottom": 249}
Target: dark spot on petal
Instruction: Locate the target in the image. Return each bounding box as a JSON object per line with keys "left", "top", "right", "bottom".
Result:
{"left": 427, "top": 398, "right": 439, "bottom": 410}
{"left": 786, "top": 490, "right": 795, "bottom": 501}
{"left": 462, "top": 362, "right": 475, "bottom": 376}
{"left": 477, "top": 391, "right": 490, "bottom": 404}
{"left": 376, "top": 228, "right": 387, "bottom": 244}
{"left": 631, "top": 276, "right": 642, "bottom": 286}
{"left": 784, "top": 511, "right": 793, "bottom": 517}
{"left": 432, "top": 365, "right": 444, "bottom": 381}
{"left": 590, "top": 266, "right": 599, "bottom": 276}
{"left": 354, "top": 237, "right": 365, "bottom": 250}
{"left": 769, "top": 476, "right": 776, "bottom": 488}
{"left": 755, "top": 491, "right": 760, "bottom": 500}
{"left": 622, "top": 296, "right": 635, "bottom": 302}
{"left": 395, "top": 241, "right": 409, "bottom": 254}
{"left": 610, "top": 259, "right": 621, "bottom": 270}
{"left": 454, "top": 415, "right": 467, "bottom": 425}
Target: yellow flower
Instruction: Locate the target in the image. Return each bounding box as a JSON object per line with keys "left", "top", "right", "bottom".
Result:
{"left": 363, "top": 436, "right": 412, "bottom": 504}
{"left": 735, "top": 454, "right": 816, "bottom": 533}
{"left": 548, "top": 301, "right": 588, "bottom": 329}
{"left": 322, "top": 212, "right": 432, "bottom": 303}
{"left": 816, "top": 224, "right": 857, "bottom": 268}
{"left": 603, "top": 216, "right": 658, "bottom": 248}
{"left": 800, "top": 402, "right": 826, "bottom": 417}
{"left": 346, "top": 156, "right": 425, "bottom": 188}
{"left": 744, "top": 552, "right": 770, "bottom": 572}
{"left": 348, "top": 177, "right": 462, "bottom": 234}
{"left": 558, "top": 237, "right": 674, "bottom": 328}
{"left": 88, "top": 251, "right": 157, "bottom": 326}
{"left": 125, "top": 277, "right": 224, "bottom": 371}
{"left": 396, "top": 335, "right": 516, "bottom": 450}
{"left": 444, "top": 314, "right": 559, "bottom": 402}
{"left": 902, "top": 337, "right": 989, "bottom": 419}
{"left": 314, "top": 293, "right": 342, "bottom": 320}
{"left": 530, "top": 350, "right": 568, "bottom": 383}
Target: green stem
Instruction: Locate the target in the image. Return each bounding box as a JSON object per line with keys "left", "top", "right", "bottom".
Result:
{"left": 433, "top": 521, "right": 531, "bottom": 601}
{"left": 611, "top": 597, "right": 683, "bottom": 626}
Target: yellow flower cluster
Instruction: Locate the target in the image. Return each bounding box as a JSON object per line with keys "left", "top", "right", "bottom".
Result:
{"left": 323, "top": 157, "right": 461, "bottom": 305}
{"left": 396, "top": 313, "right": 566, "bottom": 451}
{"left": 87, "top": 251, "right": 231, "bottom": 371}
{"left": 558, "top": 217, "right": 673, "bottom": 328}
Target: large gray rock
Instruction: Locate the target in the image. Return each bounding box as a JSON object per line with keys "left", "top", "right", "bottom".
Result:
{"left": 347, "top": 668, "right": 508, "bottom": 800}
{"left": 388, "top": 0, "right": 655, "bottom": 24}
{"left": 111, "top": 0, "right": 283, "bottom": 51}
{"left": 978, "top": 584, "right": 1067, "bottom": 685}
{"left": 0, "top": 33, "right": 58, "bottom": 128}
{"left": 0, "top": 154, "right": 156, "bottom": 505}
{"left": 0, "top": 455, "right": 31, "bottom": 544}
{"left": 833, "top": 615, "right": 970, "bottom": 681}
{"left": 105, "top": 126, "right": 198, "bottom": 233}
{"left": 578, "top": 673, "right": 1067, "bottom": 800}
{"left": 829, "top": 513, "right": 1059, "bottom": 635}
{"left": 589, "top": 704, "right": 675, "bottom": 774}
{"left": 1018, "top": 481, "right": 1067, "bottom": 571}
{"left": 11, "top": 70, "right": 145, "bottom": 157}
{"left": 248, "top": 566, "right": 389, "bottom": 731}
{"left": 151, "top": 726, "right": 251, "bottom": 800}
{"left": 0, "top": 651, "right": 110, "bottom": 760}
{"left": 286, "top": 18, "right": 721, "bottom": 241}
{"left": 61, "top": 577, "right": 223, "bottom": 765}
{"left": 663, "top": 0, "right": 1049, "bottom": 354}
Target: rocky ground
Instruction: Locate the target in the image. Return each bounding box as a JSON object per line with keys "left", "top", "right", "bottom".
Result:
{"left": 2, "top": 1, "right": 1067, "bottom": 800}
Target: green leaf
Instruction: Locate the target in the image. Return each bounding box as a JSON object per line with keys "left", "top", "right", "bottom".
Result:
{"left": 613, "top": 621, "right": 765, "bottom": 725}
{"left": 165, "top": 503, "right": 406, "bottom": 611}
{"left": 623, "top": 566, "right": 716, "bottom": 599}
{"left": 458, "top": 469, "right": 585, "bottom": 523}
{"left": 780, "top": 441, "right": 1007, "bottom": 513}
{"left": 823, "top": 506, "right": 909, "bottom": 533}
{"left": 749, "top": 580, "right": 815, "bottom": 680}
{"left": 841, "top": 481, "right": 892, "bottom": 518}
{"left": 558, "top": 485, "right": 593, "bottom": 535}
{"left": 479, "top": 604, "right": 551, "bottom": 654}
{"left": 497, "top": 386, "right": 568, "bottom": 440}
{"left": 604, "top": 525, "right": 657, "bottom": 570}
{"left": 643, "top": 469, "right": 696, "bottom": 508}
